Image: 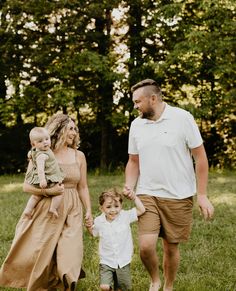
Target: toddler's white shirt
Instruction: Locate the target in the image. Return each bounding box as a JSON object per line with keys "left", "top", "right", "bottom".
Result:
{"left": 92, "top": 208, "right": 137, "bottom": 268}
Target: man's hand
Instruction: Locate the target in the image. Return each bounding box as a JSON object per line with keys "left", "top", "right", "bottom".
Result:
{"left": 197, "top": 195, "right": 214, "bottom": 220}
{"left": 123, "top": 185, "right": 136, "bottom": 200}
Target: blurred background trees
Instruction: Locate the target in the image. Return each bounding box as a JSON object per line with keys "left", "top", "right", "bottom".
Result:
{"left": 0, "top": 0, "right": 235, "bottom": 174}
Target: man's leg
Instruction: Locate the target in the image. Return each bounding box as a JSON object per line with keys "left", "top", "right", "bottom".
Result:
{"left": 162, "top": 239, "right": 180, "bottom": 291}
{"left": 139, "top": 233, "right": 161, "bottom": 291}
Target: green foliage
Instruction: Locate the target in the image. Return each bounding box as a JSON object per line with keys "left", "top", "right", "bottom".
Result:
{"left": 0, "top": 171, "right": 236, "bottom": 290}
{"left": 0, "top": 125, "right": 31, "bottom": 174}
{"left": 139, "top": 0, "right": 236, "bottom": 168}
{"left": 0, "top": 0, "right": 235, "bottom": 171}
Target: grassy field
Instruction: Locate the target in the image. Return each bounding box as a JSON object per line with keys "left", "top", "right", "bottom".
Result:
{"left": 0, "top": 170, "right": 235, "bottom": 291}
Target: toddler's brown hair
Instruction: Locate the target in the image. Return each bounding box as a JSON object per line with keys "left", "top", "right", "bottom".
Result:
{"left": 99, "top": 188, "right": 123, "bottom": 206}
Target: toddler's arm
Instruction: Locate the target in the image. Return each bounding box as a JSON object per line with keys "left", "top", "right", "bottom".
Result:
{"left": 87, "top": 219, "right": 100, "bottom": 237}
{"left": 87, "top": 225, "right": 94, "bottom": 236}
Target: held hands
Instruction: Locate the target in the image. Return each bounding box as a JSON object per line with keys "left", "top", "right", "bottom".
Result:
{"left": 84, "top": 211, "right": 93, "bottom": 229}
{"left": 123, "top": 185, "right": 136, "bottom": 200}
{"left": 197, "top": 194, "right": 214, "bottom": 220}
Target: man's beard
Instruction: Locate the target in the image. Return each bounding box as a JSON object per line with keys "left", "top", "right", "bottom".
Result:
{"left": 141, "top": 108, "right": 155, "bottom": 119}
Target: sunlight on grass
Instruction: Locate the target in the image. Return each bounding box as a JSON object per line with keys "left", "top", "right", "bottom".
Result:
{"left": 216, "top": 177, "right": 227, "bottom": 183}
{"left": 0, "top": 170, "right": 235, "bottom": 291}
{"left": 215, "top": 176, "right": 235, "bottom": 184}
{"left": 1, "top": 183, "right": 22, "bottom": 193}
{"left": 213, "top": 193, "right": 236, "bottom": 205}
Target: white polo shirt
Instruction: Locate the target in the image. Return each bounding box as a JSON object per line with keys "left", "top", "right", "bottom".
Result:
{"left": 128, "top": 104, "right": 203, "bottom": 199}
{"left": 92, "top": 208, "right": 137, "bottom": 268}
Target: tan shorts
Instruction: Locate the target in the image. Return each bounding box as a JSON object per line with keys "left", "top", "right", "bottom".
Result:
{"left": 138, "top": 195, "right": 193, "bottom": 243}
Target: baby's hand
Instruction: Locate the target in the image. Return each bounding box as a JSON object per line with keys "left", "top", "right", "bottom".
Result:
{"left": 27, "top": 151, "right": 32, "bottom": 160}
{"left": 40, "top": 179, "right": 47, "bottom": 189}
{"left": 46, "top": 183, "right": 64, "bottom": 196}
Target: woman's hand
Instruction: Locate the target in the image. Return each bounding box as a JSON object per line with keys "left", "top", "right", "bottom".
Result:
{"left": 84, "top": 210, "right": 93, "bottom": 229}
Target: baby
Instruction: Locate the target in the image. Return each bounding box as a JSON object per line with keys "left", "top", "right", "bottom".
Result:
{"left": 23, "top": 127, "right": 64, "bottom": 218}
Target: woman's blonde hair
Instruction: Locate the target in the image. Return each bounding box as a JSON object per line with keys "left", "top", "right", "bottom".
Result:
{"left": 45, "top": 113, "right": 80, "bottom": 150}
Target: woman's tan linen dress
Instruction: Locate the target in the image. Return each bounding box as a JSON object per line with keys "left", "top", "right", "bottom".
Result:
{"left": 0, "top": 162, "right": 84, "bottom": 291}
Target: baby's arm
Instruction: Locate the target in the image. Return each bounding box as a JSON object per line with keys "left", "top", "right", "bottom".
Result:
{"left": 36, "top": 153, "right": 49, "bottom": 188}
{"left": 134, "top": 195, "right": 145, "bottom": 216}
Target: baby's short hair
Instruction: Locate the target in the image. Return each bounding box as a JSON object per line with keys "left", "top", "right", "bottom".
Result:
{"left": 29, "top": 127, "right": 49, "bottom": 143}
{"left": 99, "top": 188, "right": 123, "bottom": 206}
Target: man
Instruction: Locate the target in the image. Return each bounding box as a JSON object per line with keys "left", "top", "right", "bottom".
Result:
{"left": 123, "top": 79, "right": 214, "bottom": 291}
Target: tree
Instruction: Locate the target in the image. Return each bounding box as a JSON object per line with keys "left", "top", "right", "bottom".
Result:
{"left": 125, "top": 0, "right": 236, "bottom": 168}
{"left": 157, "top": 0, "right": 236, "bottom": 167}
{"left": 0, "top": 0, "right": 235, "bottom": 173}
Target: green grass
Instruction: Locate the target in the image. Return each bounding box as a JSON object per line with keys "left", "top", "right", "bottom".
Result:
{"left": 0, "top": 171, "right": 236, "bottom": 291}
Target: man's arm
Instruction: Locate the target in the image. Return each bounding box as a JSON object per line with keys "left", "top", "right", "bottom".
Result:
{"left": 134, "top": 195, "right": 146, "bottom": 216}
{"left": 123, "top": 154, "right": 139, "bottom": 200}
{"left": 191, "top": 144, "right": 214, "bottom": 220}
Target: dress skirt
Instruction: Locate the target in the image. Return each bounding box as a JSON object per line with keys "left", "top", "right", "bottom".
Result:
{"left": 0, "top": 163, "right": 84, "bottom": 291}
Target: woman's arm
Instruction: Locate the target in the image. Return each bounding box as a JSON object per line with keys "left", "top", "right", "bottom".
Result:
{"left": 23, "top": 160, "right": 64, "bottom": 196}
{"left": 23, "top": 181, "right": 64, "bottom": 197}
{"left": 76, "top": 151, "right": 93, "bottom": 228}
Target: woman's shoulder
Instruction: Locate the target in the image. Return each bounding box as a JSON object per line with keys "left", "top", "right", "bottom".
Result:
{"left": 74, "top": 149, "right": 85, "bottom": 158}
{"left": 74, "top": 149, "right": 86, "bottom": 164}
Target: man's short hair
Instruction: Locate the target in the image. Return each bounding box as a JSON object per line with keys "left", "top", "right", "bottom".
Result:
{"left": 131, "top": 79, "right": 161, "bottom": 96}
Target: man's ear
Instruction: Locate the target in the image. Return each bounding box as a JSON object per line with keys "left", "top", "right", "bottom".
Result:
{"left": 151, "top": 94, "right": 158, "bottom": 103}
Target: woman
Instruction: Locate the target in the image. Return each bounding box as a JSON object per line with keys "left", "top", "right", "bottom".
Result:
{"left": 0, "top": 113, "right": 93, "bottom": 291}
